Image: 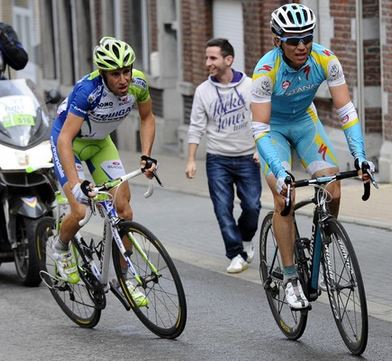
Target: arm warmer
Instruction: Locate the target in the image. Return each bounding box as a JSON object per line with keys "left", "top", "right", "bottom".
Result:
{"left": 337, "top": 101, "right": 366, "bottom": 163}
{"left": 252, "top": 121, "right": 287, "bottom": 179}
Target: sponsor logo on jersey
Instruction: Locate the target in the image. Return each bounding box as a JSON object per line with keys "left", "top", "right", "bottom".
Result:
{"left": 90, "top": 107, "right": 132, "bottom": 122}
{"left": 133, "top": 77, "right": 147, "bottom": 89}
{"left": 282, "top": 80, "right": 290, "bottom": 89}
{"left": 98, "top": 101, "right": 114, "bottom": 108}
{"left": 323, "top": 49, "right": 333, "bottom": 57}
{"left": 285, "top": 83, "right": 317, "bottom": 96}
{"left": 257, "top": 64, "right": 273, "bottom": 73}
{"left": 318, "top": 143, "right": 328, "bottom": 161}
{"left": 88, "top": 85, "right": 104, "bottom": 103}
{"left": 303, "top": 65, "right": 311, "bottom": 80}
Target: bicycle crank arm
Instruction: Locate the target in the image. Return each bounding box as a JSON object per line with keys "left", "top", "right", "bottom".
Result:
{"left": 109, "top": 279, "right": 131, "bottom": 311}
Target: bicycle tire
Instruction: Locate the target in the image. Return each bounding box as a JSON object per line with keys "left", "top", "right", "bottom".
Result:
{"left": 112, "top": 221, "right": 187, "bottom": 339}
{"left": 259, "top": 211, "right": 308, "bottom": 340}
{"left": 321, "top": 218, "right": 368, "bottom": 355}
{"left": 14, "top": 216, "right": 42, "bottom": 286}
{"left": 35, "top": 217, "right": 102, "bottom": 328}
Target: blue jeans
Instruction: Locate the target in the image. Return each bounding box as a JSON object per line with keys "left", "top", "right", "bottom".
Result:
{"left": 206, "top": 153, "right": 262, "bottom": 260}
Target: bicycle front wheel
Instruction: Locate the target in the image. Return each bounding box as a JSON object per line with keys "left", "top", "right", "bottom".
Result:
{"left": 322, "top": 218, "right": 368, "bottom": 355}
{"left": 259, "top": 212, "right": 308, "bottom": 340}
{"left": 35, "top": 217, "right": 102, "bottom": 328}
{"left": 112, "top": 221, "right": 187, "bottom": 339}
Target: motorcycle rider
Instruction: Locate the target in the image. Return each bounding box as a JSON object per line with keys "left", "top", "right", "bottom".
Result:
{"left": 0, "top": 22, "right": 28, "bottom": 75}
{"left": 0, "top": 22, "right": 28, "bottom": 248}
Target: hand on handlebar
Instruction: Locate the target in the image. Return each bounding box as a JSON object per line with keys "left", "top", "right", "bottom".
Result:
{"left": 72, "top": 180, "right": 97, "bottom": 205}
{"left": 354, "top": 158, "right": 378, "bottom": 201}
{"left": 140, "top": 155, "right": 162, "bottom": 186}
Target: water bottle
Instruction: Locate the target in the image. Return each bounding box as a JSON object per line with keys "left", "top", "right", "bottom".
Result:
{"left": 55, "top": 191, "right": 69, "bottom": 223}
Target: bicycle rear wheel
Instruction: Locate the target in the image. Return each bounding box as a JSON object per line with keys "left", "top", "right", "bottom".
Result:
{"left": 259, "top": 212, "right": 308, "bottom": 340}
{"left": 35, "top": 217, "right": 102, "bottom": 328}
{"left": 112, "top": 221, "right": 187, "bottom": 339}
{"left": 322, "top": 218, "right": 368, "bottom": 355}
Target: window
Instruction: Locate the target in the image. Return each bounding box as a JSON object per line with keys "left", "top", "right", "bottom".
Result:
{"left": 213, "top": 0, "right": 244, "bottom": 72}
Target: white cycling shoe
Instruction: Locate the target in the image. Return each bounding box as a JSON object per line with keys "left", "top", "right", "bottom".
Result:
{"left": 285, "top": 278, "right": 309, "bottom": 310}
{"left": 125, "top": 280, "right": 149, "bottom": 307}
{"left": 52, "top": 247, "right": 80, "bottom": 284}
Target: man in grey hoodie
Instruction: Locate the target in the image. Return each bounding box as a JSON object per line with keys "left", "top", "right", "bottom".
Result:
{"left": 185, "top": 38, "right": 261, "bottom": 273}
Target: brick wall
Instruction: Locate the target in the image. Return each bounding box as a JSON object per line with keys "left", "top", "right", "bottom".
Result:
{"left": 382, "top": 0, "right": 392, "bottom": 141}
{"left": 181, "top": 0, "right": 212, "bottom": 85}
{"left": 363, "top": 0, "right": 381, "bottom": 134}
{"left": 242, "top": 0, "right": 283, "bottom": 76}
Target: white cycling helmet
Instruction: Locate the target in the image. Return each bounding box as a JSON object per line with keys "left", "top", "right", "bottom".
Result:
{"left": 93, "top": 36, "right": 136, "bottom": 71}
{"left": 271, "top": 4, "right": 316, "bottom": 36}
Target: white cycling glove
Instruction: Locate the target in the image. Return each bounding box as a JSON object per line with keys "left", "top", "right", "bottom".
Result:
{"left": 72, "top": 183, "right": 90, "bottom": 205}
{"left": 276, "top": 177, "right": 287, "bottom": 195}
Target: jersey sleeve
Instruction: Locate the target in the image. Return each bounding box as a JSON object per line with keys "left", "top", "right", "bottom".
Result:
{"left": 131, "top": 69, "right": 151, "bottom": 103}
{"left": 312, "top": 46, "right": 346, "bottom": 87}
{"left": 68, "top": 81, "right": 91, "bottom": 118}
{"left": 251, "top": 53, "right": 279, "bottom": 103}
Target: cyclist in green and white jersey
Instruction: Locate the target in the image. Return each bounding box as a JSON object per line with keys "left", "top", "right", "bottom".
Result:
{"left": 50, "top": 37, "right": 156, "bottom": 306}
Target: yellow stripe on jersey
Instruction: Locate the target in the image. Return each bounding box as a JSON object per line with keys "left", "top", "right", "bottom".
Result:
{"left": 307, "top": 106, "right": 318, "bottom": 122}
{"left": 341, "top": 117, "right": 359, "bottom": 130}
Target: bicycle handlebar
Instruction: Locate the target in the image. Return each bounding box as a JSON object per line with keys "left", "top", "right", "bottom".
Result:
{"left": 280, "top": 163, "right": 378, "bottom": 216}
{"left": 78, "top": 168, "right": 162, "bottom": 227}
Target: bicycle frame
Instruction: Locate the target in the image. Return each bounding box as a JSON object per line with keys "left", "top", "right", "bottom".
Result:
{"left": 74, "top": 175, "right": 157, "bottom": 291}
{"left": 294, "top": 189, "right": 331, "bottom": 301}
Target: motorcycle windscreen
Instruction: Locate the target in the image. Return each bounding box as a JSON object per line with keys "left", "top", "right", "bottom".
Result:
{"left": 0, "top": 79, "right": 51, "bottom": 149}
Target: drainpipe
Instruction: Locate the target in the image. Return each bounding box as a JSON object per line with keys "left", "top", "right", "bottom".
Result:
{"left": 356, "top": 0, "right": 365, "bottom": 131}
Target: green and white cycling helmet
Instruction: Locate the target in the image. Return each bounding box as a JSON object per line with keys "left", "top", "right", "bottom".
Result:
{"left": 93, "top": 36, "right": 136, "bottom": 71}
{"left": 271, "top": 4, "right": 316, "bottom": 36}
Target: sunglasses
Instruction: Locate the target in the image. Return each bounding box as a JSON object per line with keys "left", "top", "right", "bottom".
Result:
{"left": 279, "top": 34, "right": 313, "bottom": 46}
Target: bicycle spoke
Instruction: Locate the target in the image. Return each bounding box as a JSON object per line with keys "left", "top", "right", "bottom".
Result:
{"left": 112, "top": 221, "right": 186, "bottom": 338}
{"left": 323, "top": 219, "right": 368, "bottom": 355}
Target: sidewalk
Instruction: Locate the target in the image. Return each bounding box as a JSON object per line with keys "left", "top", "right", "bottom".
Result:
{"left": 120, "top": 150, "right": 392, "bottom": 231}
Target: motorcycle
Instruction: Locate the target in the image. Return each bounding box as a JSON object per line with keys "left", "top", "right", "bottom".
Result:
{"left": 0, "top": 76, "right": 60, "bottom": 286}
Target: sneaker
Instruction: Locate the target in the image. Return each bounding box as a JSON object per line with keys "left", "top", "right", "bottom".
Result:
{"left": 52, "top": 246, "right": 80, "bottom": 284}
{"left": 243, "top": 241, "right": 255, "bottom": 263}
{"left": 285, "top": 278, "right": 309, "bottom": 310}
{"left": 226, "top": 254, "right": 249, "bottom": 273}
{"left": 125, "top": 280, "right": 149, "bottom": 307}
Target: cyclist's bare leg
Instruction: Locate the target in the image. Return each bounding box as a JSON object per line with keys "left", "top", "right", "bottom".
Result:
{"left": 59, "top": 182, "right": 87, "bottom": 244}
{"left": 110, "top": 181, "right": 133, "bottom": 272}
{"left": 266, "top": 174, "right": 296, "bottom": 267}
{"left": 111, "top": 181, "right": 132, "bottom": 220}
{"left": 312, "top": 167, "right": 341, "bottom": 218}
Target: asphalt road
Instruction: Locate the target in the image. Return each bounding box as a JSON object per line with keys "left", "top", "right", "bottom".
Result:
{"left": 0, "top": 186, "right": 391, "bottom": 361}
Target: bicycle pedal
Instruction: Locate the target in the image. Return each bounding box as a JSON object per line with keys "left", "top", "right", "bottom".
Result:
{"left": 109, "top": 279, "right": 131, "bottom": 311}
{"left": 289, "top": 303, "right": 312, "bottom": 312}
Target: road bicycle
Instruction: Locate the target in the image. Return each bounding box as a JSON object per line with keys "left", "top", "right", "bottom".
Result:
{"left": 259, "top": 163, "right": 377, "bottom": 355}
{"left": 35, "top": 168, "right": 187, "bottom": 339}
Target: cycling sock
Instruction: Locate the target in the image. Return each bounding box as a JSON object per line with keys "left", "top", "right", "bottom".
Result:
{"left": 54, "top": 237, "right": 69, "bottom": 251}
{"left": 283, "top": 265, "right": 298, "bottom": 284}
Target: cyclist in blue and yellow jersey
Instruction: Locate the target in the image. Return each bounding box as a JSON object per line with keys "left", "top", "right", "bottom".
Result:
{"left": 50, "top": 37, "right": 157, "bottom": 306}
{"left": 251, "top": 4, "right": 374, "bottom": 310}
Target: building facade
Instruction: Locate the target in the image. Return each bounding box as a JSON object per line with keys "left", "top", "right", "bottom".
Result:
{"left": 1, "top": 0, "right": 391, "bottom": 181}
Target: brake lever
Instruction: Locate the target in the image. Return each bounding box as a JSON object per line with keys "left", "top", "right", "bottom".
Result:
{"left": 152, "top": 169, "right": 163, "bottom": 187}
{"left": 366, "top": 168, "right": 378, "bottom": 189}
